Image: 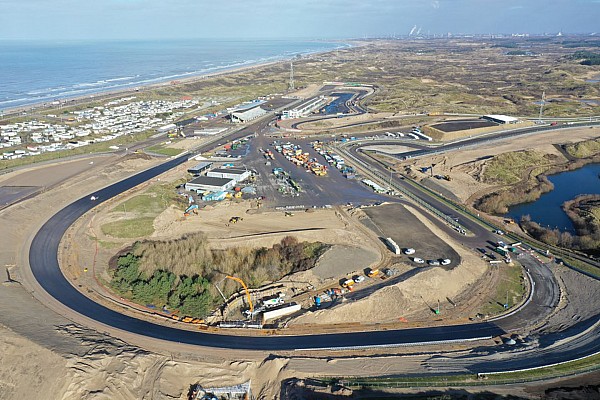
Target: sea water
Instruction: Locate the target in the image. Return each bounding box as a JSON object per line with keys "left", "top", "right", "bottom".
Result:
{"left": 0, "top": 39, "right": 344, "bottom": 109}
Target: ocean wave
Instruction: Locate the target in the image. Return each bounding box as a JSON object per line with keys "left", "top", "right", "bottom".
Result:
{"left": 0, "top": 97, "right": 34, "bottom": 106}
{"left": 73, "top": 76, "right": 137, "bottom": 88}
{"left": 3, "top": 41, "right": 341, "bottom": 109}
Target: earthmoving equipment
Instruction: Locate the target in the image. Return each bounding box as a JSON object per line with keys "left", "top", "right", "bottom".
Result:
{"left": 226, "top": 275, "right": 254, "bottom": 314}
{"left": 367, "top": 268, "right": 380, "bottom": 278}
{"left": 229, "top": 216, "right": 243, "bottom": 224}
{"left": 184, "top": 204, "right": 199, "bottom": 216}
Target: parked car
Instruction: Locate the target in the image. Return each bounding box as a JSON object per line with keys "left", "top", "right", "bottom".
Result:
{"left": 440, "top": 259, "right": 451, "bottom": 266}
{"left": 427, "top": 259, "right": 440, "bottom": 266}
{"left": 353, "top": 275, "right": 365, "bottom": 283}
{"left": 413, "top": 257, "right": 425, "bottom": 264}
{"left": 403, "top": 248, "right": 416, "bottom": 255}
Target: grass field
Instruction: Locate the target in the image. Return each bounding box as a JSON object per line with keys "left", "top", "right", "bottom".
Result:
{"left": 480, "top": 261, "right": 525, "bottom": 316}
{"left": 482, "top": 150, "right": 554, "bottom": 185}
{"left": 146, "top": 143, "right": 184, "bottom": 156}
{"left": 101, "top": 217, "right": 156, "bottom": 238}
{"left": 565, "top": 137, "right": 600, "bottom": 158}
{"left": 102, "top": 182, "right": 186, "bottom": 238}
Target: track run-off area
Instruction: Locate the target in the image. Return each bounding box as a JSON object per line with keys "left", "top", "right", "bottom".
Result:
{"left": 26, "top": 118, "right": 600, "bottom": 374}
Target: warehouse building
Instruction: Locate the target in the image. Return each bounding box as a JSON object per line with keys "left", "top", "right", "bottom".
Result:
{"left": 185, "top": 176, "right": 235, "bottom": 192}
{"left": 281, "top": 96, "right": 328, "bottom": 119}
{"left": 207, "top": 167, "right": 251, "bottom": 183}
{"left": 482, "top": 114, "right": 519, "bottom": 124}
{"left": 230, "top": 106, "right": 267, "bottom": 123}
{"left": 187, "top": 161, "right": 213, "bottom": 176}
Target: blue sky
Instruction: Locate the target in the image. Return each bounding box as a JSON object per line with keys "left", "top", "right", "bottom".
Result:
{"left": 1, "top": 0, "right": 598, "bottom": 40}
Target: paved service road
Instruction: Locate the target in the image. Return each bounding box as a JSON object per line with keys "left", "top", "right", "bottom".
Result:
{"left": 28, "top": 148, "right": 505, "bottom": 351}
{"left": 25, "top": 116, "right": 599, "bottom": 374}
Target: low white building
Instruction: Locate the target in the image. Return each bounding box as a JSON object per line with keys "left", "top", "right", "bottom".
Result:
{"left": 482, "top": 114, "right": 519, "bottom": 124}
{"left": 207, "top": 167, "right": 251, "bottom": 183}
{"left": 230, "top": 106, "right": 267, "bottom": 123}
{"left": 185, "top": 176, "right": 235, "bottom": 192}
{"left": 281, "top": 96, "right": 328, "bottom": 119}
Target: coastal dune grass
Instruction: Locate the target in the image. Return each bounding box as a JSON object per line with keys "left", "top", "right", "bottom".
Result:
{"left": 482, "top": 150, "right": 555, "bottom": 185}
{"left": 101, "top": 217, "right": 156, "bottom": 238}
{"left": 480, "top": 261, "right": 525, "bottom": 316}
{"left": 102, "top": 183, "right": 186, "bottom": 238}
{"left": 565, "top": 137, "right": 600, "bottom": 158}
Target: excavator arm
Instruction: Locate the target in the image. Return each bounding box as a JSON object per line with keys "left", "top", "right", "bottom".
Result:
{"left": 226, "top": 275, "right": 253, "bottom": 313}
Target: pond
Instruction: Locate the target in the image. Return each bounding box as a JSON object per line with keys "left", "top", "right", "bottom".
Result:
{"left": 505, "top": 163, "right": 600, "bottom": 233}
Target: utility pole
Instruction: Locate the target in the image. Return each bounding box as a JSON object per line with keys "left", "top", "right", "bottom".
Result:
{"left": 538, "top": 91, "right": 546, "bottom": 123}
{"left": 289, "top": 61, "right": 295, "bottom": 91}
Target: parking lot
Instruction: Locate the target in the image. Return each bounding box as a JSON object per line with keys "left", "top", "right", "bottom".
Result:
{"left": 362, "top": 203, "right": 460, "bottom": 268}
{"left": 243, "top": 131, "right": 390, "bottom": 208}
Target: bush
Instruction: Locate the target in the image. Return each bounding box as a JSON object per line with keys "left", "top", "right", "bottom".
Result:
{"left": 110, "top": 235, "right": 329, "bottom": 317}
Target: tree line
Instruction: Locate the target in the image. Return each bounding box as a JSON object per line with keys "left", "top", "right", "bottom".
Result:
{"left": 110, "top": 234, "right": 329, "bottom": 317}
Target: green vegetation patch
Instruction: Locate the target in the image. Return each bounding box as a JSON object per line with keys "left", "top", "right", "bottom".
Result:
{"left": 480, "top": 262, "right": 525, "bottom": 316}
{"left": 112, "top": 254, "right": 213, "bottom": 317}
{"left": 101, "top": 217, "right": 156, "bottom": 238}
{"left": 564, "top": 137, "right": 600, "bottom": 158}
{"left": 146, "top": 144, "right": 184, "bottom": 156}
{"left": 102, "top": 182, "right": 187, "bottom": 238}
{"left": 569, "top": 50, "right": 600, "bottom": 65}
{"left": 482, "top": 150, "right": 553, "bottom": 185}
{"left": 112, "top": 194, "right": 165, "bottom": 215}
{"left": 109, "top": 234, "right": 329, "bottom": 317}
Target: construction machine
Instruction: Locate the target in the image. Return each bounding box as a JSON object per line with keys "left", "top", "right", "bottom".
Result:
{"left": 226, "top": 276, "right": 253, "bottom": 313}
{"left": 184, "top": 204, "right": 199, "bottom": 216}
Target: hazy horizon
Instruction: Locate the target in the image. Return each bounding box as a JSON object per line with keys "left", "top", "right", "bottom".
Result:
{"left": 1, "top": 0, "right": 598, "bottom": 41}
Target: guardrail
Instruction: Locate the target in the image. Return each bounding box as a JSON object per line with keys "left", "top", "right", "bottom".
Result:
{"left": 324, "top": 362, "right": 600, "bottom": 388}
{"left": 337, "top": 127, "right": 600, "bottom": 279}
{"left": 334, "top": 143, "right": 469, "bottom": 235}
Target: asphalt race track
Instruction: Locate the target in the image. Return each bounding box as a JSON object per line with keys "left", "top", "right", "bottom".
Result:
{"left": 26, "top": 118, "right": 599, "bottom": 368}
{"left": 29, "top": 151, "right": 505, "bottom": 350}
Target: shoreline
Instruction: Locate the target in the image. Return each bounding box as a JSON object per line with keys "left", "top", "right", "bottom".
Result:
{"left": 1, "top": 40, "right": 354, "bottom": 117}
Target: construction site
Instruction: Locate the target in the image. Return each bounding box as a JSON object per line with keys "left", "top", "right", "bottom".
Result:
{"left": 1, "top": 36, "right": 600, "bottom": 400}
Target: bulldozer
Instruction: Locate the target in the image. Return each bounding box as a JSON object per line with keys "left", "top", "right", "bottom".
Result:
{"left": 229, "top": 216, "right": 243, "bottom": 224}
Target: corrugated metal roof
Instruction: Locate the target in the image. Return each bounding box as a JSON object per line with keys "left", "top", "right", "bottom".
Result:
{"left": 188, "top": 176, "right": 234, "bottom": 186}
{"left": 231, "top": 106, "right": 267, "bottom": 121}
{"left": 210, "top": 168, "right": 247, "bottom": 174}
{"left": 228, "top": 100, "right": 266, "bottom": 113}
{"left": 188, "top": 161, "right": 212, "bottom": 171}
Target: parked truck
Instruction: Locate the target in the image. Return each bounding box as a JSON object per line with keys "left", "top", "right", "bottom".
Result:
{"left": 367, "top": 268, "right": 380, "bottom": 278}
{"left": 385, "top": 237, "right": 401, "bottom": 255}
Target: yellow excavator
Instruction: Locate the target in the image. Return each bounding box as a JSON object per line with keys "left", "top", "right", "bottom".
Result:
{"left": 226, "top": 275, "right": 253, "bottom": 313}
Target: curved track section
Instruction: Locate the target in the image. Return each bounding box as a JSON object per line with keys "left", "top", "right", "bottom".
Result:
{"left": 29, "top": 154, "right": 505, "bottom": 351}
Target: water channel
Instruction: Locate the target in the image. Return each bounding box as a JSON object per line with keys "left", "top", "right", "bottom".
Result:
{"left": 505, "top": 163, "right": 600, "bottom": 233}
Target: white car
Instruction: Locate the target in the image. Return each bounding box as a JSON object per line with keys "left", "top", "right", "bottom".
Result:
{"left": 427, "top": 259, "right": 440, "bottom": 266}
{"left": 403, "top": 248, "right": 416, "bottom": 255}
{"left": 440, "top": 259, "right": 452, "bottom": 266}
{"left": 412, "top": 257, "right": 425, "bottom": 264}
{"left": 353, "top": 275, "right": 365, "bottom": 283}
